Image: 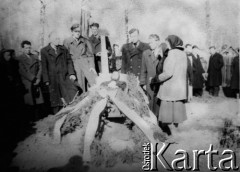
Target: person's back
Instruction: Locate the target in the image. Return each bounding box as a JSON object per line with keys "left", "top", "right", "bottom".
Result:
{"left": 156, "top": 35, "right": 187, "bottom": 136}
{"left": 158, "top": 48, "right": 187, "bottom": 101}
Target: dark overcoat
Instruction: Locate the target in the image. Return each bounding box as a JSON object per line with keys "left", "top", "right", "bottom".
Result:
{"left": 41, "top": 44, "right": 78, "bottom": 107}
{"left": 18, "top": 53, "right": 44, "bottom": 105}
{"left": 192, "top": 54, "right": 205, "bottom": 89}
{"left": 230, "top": 55, "right": 239, "bottom": 90}
{"left": 150, "top": 48, "right": 169, "bottom": 94}
{"left": 0, "top": 53, "right": 24, "bottom": 107}
{"left": 149, "top": 47, "right": 168, "bottom": 117}
{"left": 207, "top": 53, "right": 224, "bottom": 87}
{"left": 121, "top": 42, "right": 150, "bottom": 79}
{"left": 140, "top": 49, "right": 159, "bottom": 112}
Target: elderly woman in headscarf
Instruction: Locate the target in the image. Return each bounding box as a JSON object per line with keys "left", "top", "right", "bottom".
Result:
{"left": 156, "top": 35, "right": 188, "bottom": 135}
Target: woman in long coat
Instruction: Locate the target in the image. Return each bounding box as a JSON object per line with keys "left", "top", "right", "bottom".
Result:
{"left": 157, "top": 35, "right": 188, "bottom": 135}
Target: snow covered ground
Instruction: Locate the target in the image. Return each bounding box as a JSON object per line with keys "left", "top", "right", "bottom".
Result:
{"left": 12, "top": 91, "right": 239, "bottom": 172}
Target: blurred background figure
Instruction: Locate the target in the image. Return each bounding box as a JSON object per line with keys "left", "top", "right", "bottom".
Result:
{"left": 220, "top": 46, "right": 238, "bottom": 98}
{"left": 221, "top": 45, "right": 232, "bottom": 88}
{"left": 207, "top": 46, "right": 224, "bottom": 97}
{"left": 115, "top": 56, "right": 122, "bottom": 72}
{"left": 230, "top": 48, "right": 239, "bottom": 98}
{"left": 110, "top": 44, "right": 122, "bottom": 72}
{"left": 191, "top": 45, "right": 205, "bottom": 97}
{"left": 185, "top": 44, "right": 193, "bottom": 100}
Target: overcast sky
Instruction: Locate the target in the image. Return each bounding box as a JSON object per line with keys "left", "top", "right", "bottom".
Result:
{"left": 0, "top": 0, "right": 239, "bottom": 52}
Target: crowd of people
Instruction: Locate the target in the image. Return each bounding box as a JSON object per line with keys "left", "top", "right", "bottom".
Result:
{"left": 0, "top": 23, "right": 239, "bottom": 136}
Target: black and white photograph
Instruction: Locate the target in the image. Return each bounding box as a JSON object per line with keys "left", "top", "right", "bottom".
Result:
{"left": 0, "top": 0, "right": 239, "bottom": 171}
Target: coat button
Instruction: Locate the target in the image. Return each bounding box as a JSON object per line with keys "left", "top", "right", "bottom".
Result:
{"left": 138, "top": 66, "right": 140, "bottom": 68}
{"left": 130, "top": 66, "right": 132, "bottom": 69}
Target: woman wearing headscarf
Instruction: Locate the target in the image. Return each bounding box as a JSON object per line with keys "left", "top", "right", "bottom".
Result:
{"left": 157, "top": 35, "right": 188, "bottom": 135}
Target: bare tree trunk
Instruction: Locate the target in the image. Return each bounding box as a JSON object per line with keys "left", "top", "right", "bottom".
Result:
{"left": 40, "top": 0, "right": 46, "bottom": 48}
{"left": 205, "top": 0, "right": 211, "bottom": 47}
{"left": 125, "top": 9, "right": 129, "bottom": 43}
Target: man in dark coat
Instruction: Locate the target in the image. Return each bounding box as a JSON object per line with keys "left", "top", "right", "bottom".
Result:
{"left": 121, "top": 28, "right": 150, "bottom": 79}
{"left": 150, "top": 43, "right": 169, "bottom": 94}
{"left": 140, "top": 34, "right": 161, "bottom": 115}
{"left": 18, "top": 41, "right": 44, "bottom": 106}
{"left": 89, "top": 23, "right": 112, "bottom": 74}
{"left": 207, "top": 46, "right": 224, "bottom": 96}
{"left": 230, "top": 53, "right": 239, "bottom": 98}
{"left": 192, "top": 45, "right": 205, "bottom": 97}
{"left": 41, "top": 32, "right": 78, "bottom": 114}
{"left": 149, "top": 43, "right": 168, "bottom": 117}
{"left": 18, "top": 41, "right": 45, "bottom": 121}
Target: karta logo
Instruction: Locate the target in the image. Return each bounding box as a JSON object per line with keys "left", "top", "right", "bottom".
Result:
{"left": 142, "top": 143, "right": 239, "bottom": 171}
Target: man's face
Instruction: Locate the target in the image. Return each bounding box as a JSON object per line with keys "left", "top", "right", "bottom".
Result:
{"left": 130, "top": 31, "right": 139, "bottom": 44}
{"left": 185, "top": 46, "right": 192, "bottom": 53}
{"left": 192, "top": 48, "right": 198, "bottom": 55}
{"left": 50, "top": 33, "right": 61, "bottom": 46}
{"left": 116, "top": 59, "right": 122, "bottom": 70}
{"left": 210, "top": 48, "right": 216, "bottom": 55}
{"left": 114, "top": 45, "right": 119, "bottom": 53}
{"left": 148, "top": 37, "right": 159, "bottom": 50}
{"left": 91, "top": 26, "right": 99, "bottom": 36}
{"left": 72, "top": 28, "right": 81, "bottom": 40}
{"left": 3, "top": 52, "right": 11, "bottom": 61}
{"left": 23, "top": 44, "right": 31, "bottom": 55}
